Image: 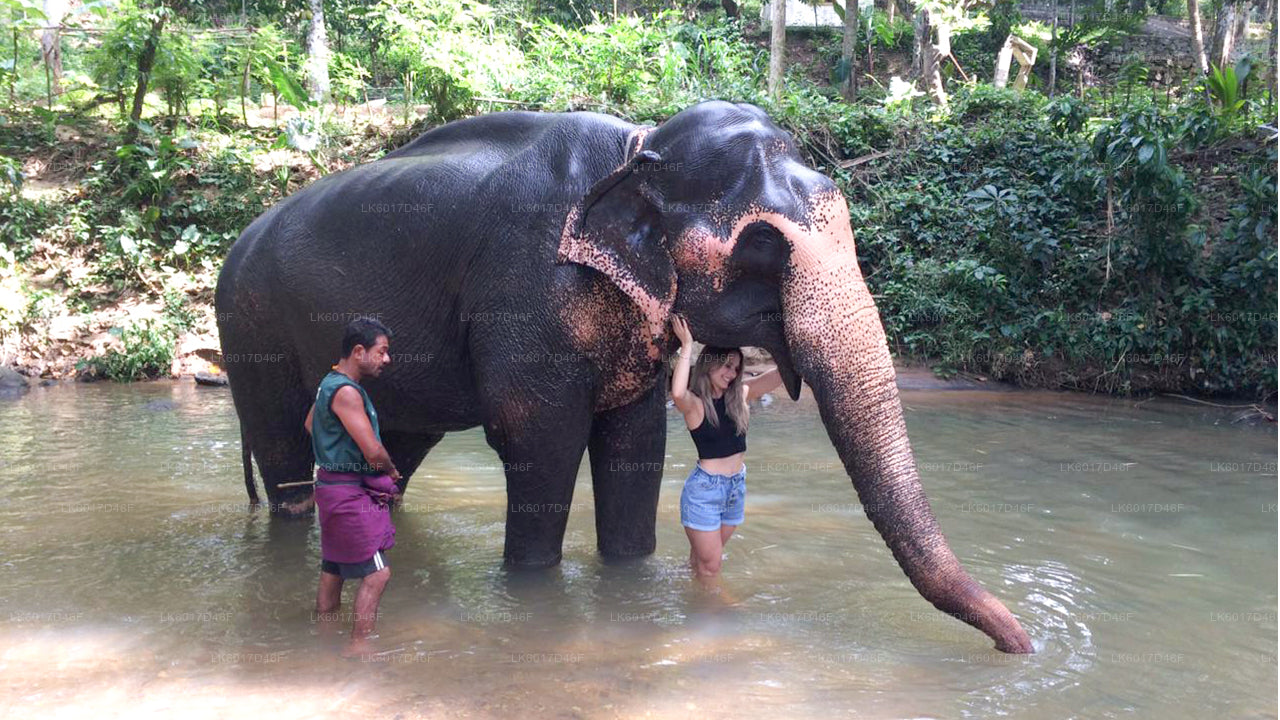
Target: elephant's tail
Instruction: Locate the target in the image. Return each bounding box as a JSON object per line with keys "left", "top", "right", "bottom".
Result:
{"left": 241, "top": 424, "right": 260, "bottom": 505}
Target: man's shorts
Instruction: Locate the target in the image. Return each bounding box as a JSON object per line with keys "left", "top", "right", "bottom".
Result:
{"left": 680, "top": 464, "right": 746, "bottom": 531}
{"left": 320, "top": 549, "right": 389, "bottom": 580}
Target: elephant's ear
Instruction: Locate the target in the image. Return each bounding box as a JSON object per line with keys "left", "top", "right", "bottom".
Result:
{"left": 558, "top": 149, "right": 676, "bottom": 340}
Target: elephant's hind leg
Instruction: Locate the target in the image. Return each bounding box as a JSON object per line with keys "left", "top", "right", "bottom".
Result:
{"left": 588, "top": 380, "right": 667, "bottom": 559}
{"left": 223, "top": 332, "right": 315, "bottom": 516}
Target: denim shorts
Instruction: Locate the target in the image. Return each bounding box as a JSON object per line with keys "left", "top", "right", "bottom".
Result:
{"left": 680, "top": 464, "right": 746, "bottom": 531}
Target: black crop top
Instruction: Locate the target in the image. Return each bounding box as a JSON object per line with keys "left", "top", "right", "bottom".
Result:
{"left": 690, "top": 395, "right": 747, "bottom": 459}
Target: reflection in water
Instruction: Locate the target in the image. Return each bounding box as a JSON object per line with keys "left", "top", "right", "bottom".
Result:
{"left": 0, "top": 381, "right": 1275, "bottom": 718}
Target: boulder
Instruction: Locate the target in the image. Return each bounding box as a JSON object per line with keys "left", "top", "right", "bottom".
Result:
{"left": 194, "top": 371, "right": 229, "bottom": 387}
{"left": 0, "top": 366, "right": 30, "bottom": 397}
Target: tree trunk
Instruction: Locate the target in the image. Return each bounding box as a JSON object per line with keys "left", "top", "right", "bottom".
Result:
{"left": 306, "top": 0, "right": 331, "bottom": 104}
{"left": 241, "top": 46, "right": 251, "bottom": 126}
{"left": 915, "top": 6, "right": 947, "bottom": 106}
{"left": 1187, "top": 0, "right": 1209, "bottom": 74}
{"left": 124, "top": 14, "right": 166, "bottom": 144}
{"left": 1049, "top": 0, "right": 1059, "bottom": 97}
{"left": 841, "top": 0, "right": 859, "bottom": 99}
{"left": 10, "top": 29, "right": 17, "bottom": 107}
{"left": 1268, "top": 0, "right": 1277, "bottom": 105}
{"left": 1210, "top": 0, "right": 1246, "bottom": 68}
{"left": 768, "top": 0, "right": 786, "bottom": 97}
{"left": 40, "top": 0, "right": 67, "bottom": 96}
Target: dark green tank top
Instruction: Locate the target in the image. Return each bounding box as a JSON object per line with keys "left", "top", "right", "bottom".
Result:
{"left": 312, "top": 370, "right": 381, "bottom": 475}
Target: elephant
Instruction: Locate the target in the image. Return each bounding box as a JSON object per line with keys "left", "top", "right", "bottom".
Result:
{"left": 214, "top": 100, "right": 1035, "bottom": 653}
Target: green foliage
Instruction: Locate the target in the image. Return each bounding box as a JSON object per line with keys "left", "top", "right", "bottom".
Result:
{"left": 264, "top": 56, "right": 311, "bottom": 109}
{"left": 986, "top": 0, "right": 1022, "bottom": 48}
{"left": 1053, "top": 11, "right": 1144, "bottom": 51}
{"left": 371, "top": 0, "right": 522, "bottom": 121}
{"left": 848, "top": 84, "right": 1274, "bottom": 396}
{"left": 950, "top": 83, "right": 1044, "bottom": 122}
{"left": 517, "top": 12, "right": 763, "bottom": 118}
{"left": 113, "top": 122, "right": 198, "bottom": 206}
{"left": 78, "top": 317, "right": 178, "bottom": 381}
{"left": 1206, "top": 59, "right": 1250, "bottom": 121}
{"left": 0, "top": 194, "right": 50, "bottom": 260}
{"left": 867, "top": 8, "right": 913, "bottom": 52}
{"left": 85, "top": 1, "right": 190, "bottom": 122}
{"left": 1046, "top": 95, "right": 1089, "bottom": 136}
{"left": 0, "top": 154, "right": 21, "bottom": 194}
{"left": 328, "top": 52, "right": 371, "bottom": 106}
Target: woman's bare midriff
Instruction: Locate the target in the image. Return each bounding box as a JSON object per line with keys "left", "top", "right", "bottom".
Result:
{"left": 698, "top": 453, "right": 746, "bottom": 476}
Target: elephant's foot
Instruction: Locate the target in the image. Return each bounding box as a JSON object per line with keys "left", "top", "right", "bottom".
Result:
{"left": 597, "top": 538, "right": 656, "bottom": 560}
{"left": 501, "top": 551, "right": 563, "bottom": 570}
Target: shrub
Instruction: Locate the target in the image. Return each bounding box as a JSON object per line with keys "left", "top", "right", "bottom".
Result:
{"left": 79, "top": 317, "right": 179, "bottom": 381}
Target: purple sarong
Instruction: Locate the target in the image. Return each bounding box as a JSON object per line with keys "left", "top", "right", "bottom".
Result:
{"left": 315, "top": 468, "right": 397, "bottom": 564}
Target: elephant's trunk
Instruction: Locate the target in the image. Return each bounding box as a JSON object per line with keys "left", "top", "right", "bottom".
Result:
{"left": 779, "top": 191, "right": 1034, "bottom": 654}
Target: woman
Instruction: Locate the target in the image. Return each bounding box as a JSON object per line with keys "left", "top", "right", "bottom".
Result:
{"left": 670, "top": 315, "right": 783, "bottom": 580}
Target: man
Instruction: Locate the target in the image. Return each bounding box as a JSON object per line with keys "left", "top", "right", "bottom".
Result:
{"left": 303, "top": 316, "right": 401, "bottom": 657}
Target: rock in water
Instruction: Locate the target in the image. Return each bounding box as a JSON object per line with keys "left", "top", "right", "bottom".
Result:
{"left": 0, "top": 367, "right": 30, "bottom": 397}
{"left": 194, "top": 372, "right": 229, "bottom": 387}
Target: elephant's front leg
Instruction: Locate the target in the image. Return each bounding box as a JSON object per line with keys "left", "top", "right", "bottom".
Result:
{"left": 481, "top": 391, "right": 594, "bottom": 569}
{"left": 588, "top": 379, "right": 667, "bottom": 559}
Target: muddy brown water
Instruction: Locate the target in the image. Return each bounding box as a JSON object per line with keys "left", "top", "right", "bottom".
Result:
{"left": 0, "top": 380, "right": 1274, "bottom": 719}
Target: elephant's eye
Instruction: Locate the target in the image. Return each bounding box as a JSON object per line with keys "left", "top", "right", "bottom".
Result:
{"left": 733, "top": 221, "right": 788, "bottom": 278}
{"left": 743, "top": 221, "right": 783, "bottom": 250}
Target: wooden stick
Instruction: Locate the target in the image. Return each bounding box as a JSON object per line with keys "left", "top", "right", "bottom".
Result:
{"left": 948, "top": 53, "right": 970, "bottom": 83}
{"left": 473, "top": 95, "right": 535, "bottom": 106}
{"left": 276, "top": 480, "right": 316, "bottom": 488}
{"left": 838, "top": 148, "right": 900, "bottom": 169}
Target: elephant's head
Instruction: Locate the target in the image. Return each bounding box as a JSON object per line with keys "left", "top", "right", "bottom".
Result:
{"left": 558, "top": 100, "right": 1034, "bottom": 653}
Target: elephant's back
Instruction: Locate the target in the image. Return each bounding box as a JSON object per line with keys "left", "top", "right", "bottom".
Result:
{"left": 216, "top": 108, "right": 637, "bottom": 329}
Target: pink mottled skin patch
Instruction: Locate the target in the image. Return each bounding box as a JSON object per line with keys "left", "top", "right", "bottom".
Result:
{"left": 558, "top": 208, "right": 676, "bottom": 347}
{"left": 556, "top": 128, "right": 671, "bottom": 411}
{"left": 671, "top": 189, "right": 858, "bottom": 296}
{"left": 627, "top": 126, "right": 654, "bottom": 158}
{"left": 556, "top": 272, "right": 662, "bottom": 412}
{"left": 557, "top": 126, "right": 674, "bottom": 356}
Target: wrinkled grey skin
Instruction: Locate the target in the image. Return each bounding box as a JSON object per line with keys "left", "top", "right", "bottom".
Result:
{"left": 215, "top": 100, "right": 1034, "bottom": 653}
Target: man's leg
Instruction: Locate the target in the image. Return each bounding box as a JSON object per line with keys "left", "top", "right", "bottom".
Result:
{"left": 316, "top": 569, "right": 344, "bottom": 637}
{"left": 316, "top": 570, "right": 343, "bottom": 615}
{"left": 344, "top": 565, "right": 391, "bottom": 655}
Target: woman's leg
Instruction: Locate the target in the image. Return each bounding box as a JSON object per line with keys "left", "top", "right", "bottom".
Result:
{"left": 685, "top": 527, "right": 724, "bottom": 577}
{"left": 720, "top": 524, "right": 737, "bottom": 546}
{"left": 685, "top": 526, "right": 739, "bottom": 604}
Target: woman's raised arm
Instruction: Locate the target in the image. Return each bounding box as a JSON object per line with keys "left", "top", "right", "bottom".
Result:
{"left": 669, "top": 315, "right": 700, "bottom": 418}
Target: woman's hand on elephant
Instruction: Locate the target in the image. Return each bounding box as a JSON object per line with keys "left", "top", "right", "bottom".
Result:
{"left": 671, "top": 314, "right": 694, "bottom": 348}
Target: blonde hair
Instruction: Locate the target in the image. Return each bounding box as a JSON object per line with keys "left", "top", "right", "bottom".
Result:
{"left": 690, "top": 346, "right": 749, "bottom": 434}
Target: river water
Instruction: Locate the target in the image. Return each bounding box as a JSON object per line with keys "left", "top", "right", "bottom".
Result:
{"left": 0, "top": 380, "right": 1274, "bottom": 719}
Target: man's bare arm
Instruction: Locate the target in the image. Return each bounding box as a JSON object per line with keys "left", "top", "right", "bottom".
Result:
{"left": 330, "top": 386, "right": 400, "bottom": 480}
{"left": 303, "top": 404, "right": 314, "bottom": 435}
